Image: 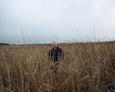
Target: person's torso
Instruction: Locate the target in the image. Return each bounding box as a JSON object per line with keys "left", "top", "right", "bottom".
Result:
{"left": 52, "top": 47, "right": 62, "bottom": 57}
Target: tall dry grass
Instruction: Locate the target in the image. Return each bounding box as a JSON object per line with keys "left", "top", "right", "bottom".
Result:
{"left": 0, "top": 42, "right": 115, "bottom": 92}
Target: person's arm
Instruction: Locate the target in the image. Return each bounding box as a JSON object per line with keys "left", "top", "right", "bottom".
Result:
{"left": 61, "top": 50, "right": 64, "bottom": 60}
{"left": 48, "top": 50, "right": 52, "bottom": 60}
{"left": 59, "top": 48, "right": 64, "bottom": 60}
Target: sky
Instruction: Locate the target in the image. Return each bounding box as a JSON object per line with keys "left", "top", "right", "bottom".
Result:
{"left": 0, "top": 0, "right": 115, "bottom": 44}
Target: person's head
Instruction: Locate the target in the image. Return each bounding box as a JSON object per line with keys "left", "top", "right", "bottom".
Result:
{"left": 51, "top": 42, "right": 59, "bottom": 48}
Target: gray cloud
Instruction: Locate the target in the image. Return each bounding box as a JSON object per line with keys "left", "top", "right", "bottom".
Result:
{"left": 0, "top": 0, "right": 115, "bottom": 44}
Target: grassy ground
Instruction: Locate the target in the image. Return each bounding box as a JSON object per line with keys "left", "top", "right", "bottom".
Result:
{"left": 0, "top": 42, "right": 115, "bottom": 92}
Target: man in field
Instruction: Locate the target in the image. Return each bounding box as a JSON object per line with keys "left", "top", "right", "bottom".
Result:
{"left": 48, "top": 43, "right": 64, "bottom": 65}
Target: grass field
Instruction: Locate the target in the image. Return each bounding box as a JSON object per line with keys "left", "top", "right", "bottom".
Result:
{"left": 0, "top": 42, "right": 115, "bottom": 92}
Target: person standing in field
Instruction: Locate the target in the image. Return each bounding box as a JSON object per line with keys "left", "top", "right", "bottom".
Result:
{"left": 48, "top": 43, "right": 64, "bottom": 92}
{"left": 48, "top": 43, "right": 64, "bottom": 65}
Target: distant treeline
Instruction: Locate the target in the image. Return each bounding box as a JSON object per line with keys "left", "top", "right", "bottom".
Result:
{"left": 0, "top": 43, "right": 10, "bottom": 45}
{"left": 0, "top": 40, "right": 115, "bottom": 46}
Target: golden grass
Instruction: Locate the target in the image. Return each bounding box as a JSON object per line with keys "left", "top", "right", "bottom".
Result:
{"left": 0, "top": 42, "right": 115, "bottom": 92}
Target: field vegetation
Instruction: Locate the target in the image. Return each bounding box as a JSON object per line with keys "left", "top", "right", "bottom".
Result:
{"left": 0, "top": 42, "right": 115, "bottom": 92}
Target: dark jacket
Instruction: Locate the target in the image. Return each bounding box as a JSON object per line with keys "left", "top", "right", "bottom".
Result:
{"left": 48, "top": 47, "right": 64, "bottom": 62}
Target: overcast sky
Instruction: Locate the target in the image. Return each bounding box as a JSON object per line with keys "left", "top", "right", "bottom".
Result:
{"left": 0, "top": 0, "right": 115, "bottom": 44}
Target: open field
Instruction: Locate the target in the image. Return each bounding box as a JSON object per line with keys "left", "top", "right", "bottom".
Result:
{"left": 0, "top": 42, "right": 115, "bottom": 92}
